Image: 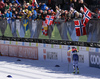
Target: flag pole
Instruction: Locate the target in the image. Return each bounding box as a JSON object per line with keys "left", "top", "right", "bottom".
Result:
{"left": 68, "top": 62, "right": 69, "bottom": 71}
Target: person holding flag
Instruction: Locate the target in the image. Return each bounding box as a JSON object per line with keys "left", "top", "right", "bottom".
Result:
{"left": 68, "top": 47, "right": 79, "bottom": 74}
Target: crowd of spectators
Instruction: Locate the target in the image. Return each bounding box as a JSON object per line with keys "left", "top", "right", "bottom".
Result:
{"left": 0, "top": 0, "right": 100, "bottom": 21}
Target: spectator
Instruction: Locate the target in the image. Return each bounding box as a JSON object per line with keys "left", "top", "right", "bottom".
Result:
{"left": 5, "top": 0, "right": 10, "bottom": 5}
{"left": 48, "top": 10, "right": 51, "bottom": 15}
{"left": 0, "top": 0, "right": 5, "bottom": 13}
{"left": 98, "top": 10, "right": 100, "bottom": 19}
{"left": 26, "top": 9, "right": 31, "bottom": 18}
{"left": 32, "top": 7, "right": 37, "bottom": 18}
{"left": 7, "top": 10, "right": 12, "bottom": 18}
{"left": 14, "top": 3, "right": 20, "bottom": 12}
{"left": 77, "top": 0, "right": 88, "bottom": 12}
{"left": 70, "top": 0, "right": 78, "bottom": 10}
{"left": 41, "top": 3, "right": 47, "bottom": 11}
{"left": 43, "top": 10, "right": 47, "bottom": 19}
{"left": 32, "top": 11, "right": 36, "bottom": 20}
{"left": 95, "top": 8, "right": 98, "bottom": 14}
{"left": 65, "top": 10, "right": 71, "bottom": 21}
{"left": 29, "top": 12, "right": 32, "bottom": 20}
{"left": 5, "top": 3, "right": 9, "bottom": 10}
{"left": 24, "top": 2, "right": 28, "bottom": 9}
{"left": 75, "top": 12, "right": 80, "bottom": 18}
{"left": 19, "top": 11, "right": 24, "bottom": 18}
{"left": 45, "top": 6, "right": 49, "bottom": 11}
{"left": 15, "top": 11, "right": 19, "bottom": 19}
{"left": 12, "top": 7, "right": 16, "bottom": 14}
{"left": 23, "top": 1, "right": 27, "bottom": 9}
{"left": 19, "top": 7, "right": 23, "bottom": 12}
{"left": 18, "top": 11, "right": 22, "bottom": 18}
{"left": 38, "top": 2, "right": 42, "bottom": 10}
{"left": 39, "top": 10, "right": 47, "bottom": 20}
{"left": 0, "top": 0, "right": 97, "bottom": 21}
{"left": 4, "top": 10, "right": 8, "bottom": 19}
{"left": 44, "top": 10, "right": 47, "bottom": 16}
{"left": 11, "top": 13, "right": 16, "bottom": 21}
{"left": 61, "top": 10, "right": 65, "bottom": 19}
{"left": 38, "top": 9, "right": 43, "bottom": 19}
{"left": 51, "top": 11, "right": 56, "bottom": 16}
{"left": 55, "top": 6, "right": 61, "bottom": 19}
{"left": 9, "top": 3, "right": 13, "bottom": 11}
{"left": 27, "top": 3, "right": 32, "bottom": 11}
{"left": 34, "top": 4, "right": 40, "bottom": 13}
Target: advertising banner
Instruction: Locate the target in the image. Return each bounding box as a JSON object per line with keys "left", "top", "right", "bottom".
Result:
{"left": 11, "top": 41, "right": 16, "bottom": 45}
{"left": 17, "top": 42, "right": 23, "bottom": 46}
{"left": 0, "top": 40, "right": 90, "bottom": 67}
{"left": 38, "top": 47, "right": 62, "bottom": 61}
{"left": 0, "top": 40, "right": 4, "bottom": 44}
{"left": 4, "top": 41, "right": 10, "bottom": 45}
{"left": 89, "top": 47, "right": 96, "bottom": 52}
{"left": 0, "top": 44, "right": 9, "bottom": 56}
{"left": 78, "top": 51, "right": 89, "bottom": 66}
{"left": 79, "top": 46, "right": 87, "bottom": 51}
{"left": 78, "top": 55, "right": 84, "bottom": 63}
{"left": 18, "top": 46, "right": 38, "bottom": 60}
{"left": 31, "top": 43, "right": 37, "bottom": 47}
{"left": 89, "top": 52, "right": 100, "bottom": 68}
{"left": 9, "top": 45, "right": 18, "bottom": 57}
{"left": 44, "top": 44, "right": 51, "bottom": 48}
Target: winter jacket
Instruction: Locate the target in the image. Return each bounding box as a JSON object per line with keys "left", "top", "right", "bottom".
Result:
{"left": 41, "top": 4, "right": 47, "bottom": 11}
{"left": 32, "top": 10, "right": 37, "bottom": 20}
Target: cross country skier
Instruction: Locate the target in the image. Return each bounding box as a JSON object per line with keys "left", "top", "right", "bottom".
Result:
{"left": 68, "top": 47, "right": 79, "bottom": 74}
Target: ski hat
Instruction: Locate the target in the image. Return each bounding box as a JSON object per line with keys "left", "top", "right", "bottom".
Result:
{"left": 72, "top": 47, "right": 75, "bottom": 48}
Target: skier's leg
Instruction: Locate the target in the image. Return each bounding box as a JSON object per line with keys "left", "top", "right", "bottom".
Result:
{"left": 73, "top": 60, "right": 76, "bottom": 73}
{"left": 76, "top": 61, "right": 79, "bottom": 74}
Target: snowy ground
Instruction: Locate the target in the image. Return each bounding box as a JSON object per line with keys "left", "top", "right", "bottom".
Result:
{"left": 0, "top": 56, "right": 100, "bottom": 79}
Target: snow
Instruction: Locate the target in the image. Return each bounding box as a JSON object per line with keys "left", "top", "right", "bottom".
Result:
{"left": 0, "top": 56, "right": 99, "bottom": 79}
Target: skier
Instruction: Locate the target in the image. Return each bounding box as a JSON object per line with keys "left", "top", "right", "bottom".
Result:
{"left": 68, "top": 47, "right": 79, "bottom": 74}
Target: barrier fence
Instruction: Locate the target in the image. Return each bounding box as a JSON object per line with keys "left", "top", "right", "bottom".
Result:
{"left": 0, "top": 19, "right": 100, "bottom": 47}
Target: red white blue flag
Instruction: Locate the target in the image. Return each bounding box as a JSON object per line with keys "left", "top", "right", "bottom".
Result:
{"left": 45, "top": 15, "right": 54, "bottom": 26}
{"left": 74, "top": 20, "right": 87, "bottom": 36}
{"left": 83, "top": 6, "right": 92, "bottom": 26}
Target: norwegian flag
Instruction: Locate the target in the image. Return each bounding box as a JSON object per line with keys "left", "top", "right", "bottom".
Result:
{"left": 45, "top": 15, "right": 54, "bottom": 26}
{"left": 83, "top": 6, "right": 92, "bottom": 26}
{"left": 74, "top": 20, "right": 87, "bottom": 36}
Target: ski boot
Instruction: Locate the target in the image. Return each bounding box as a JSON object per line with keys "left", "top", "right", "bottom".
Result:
{"left": 73, "top": 69, "right": 76, "bottom": 74}
{"left": 77, "top": 68, "right": 79, "bottom": 74}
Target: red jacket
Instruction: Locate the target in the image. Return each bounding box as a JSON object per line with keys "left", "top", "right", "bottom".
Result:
{"left": 0, "top": 1, "right": 5, "bottom": 9}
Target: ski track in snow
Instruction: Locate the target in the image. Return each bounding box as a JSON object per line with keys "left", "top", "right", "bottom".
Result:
{"left": 0, "top": 56, "right": 99, "bottom": 79}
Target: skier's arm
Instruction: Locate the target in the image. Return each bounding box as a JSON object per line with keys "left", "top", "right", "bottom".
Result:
{"left": 67, "top": 49, "right": 72, "bottom": 52}
{"left": 77, "top": 50, "right": 79, "bottom": 52}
